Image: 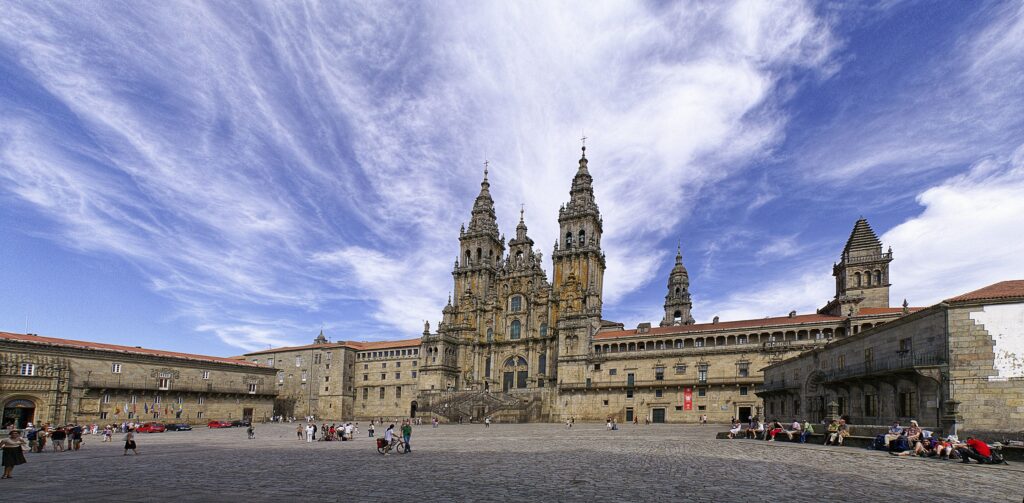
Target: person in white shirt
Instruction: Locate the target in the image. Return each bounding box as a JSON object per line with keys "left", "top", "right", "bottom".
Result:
{"left": 786, "top": 420, "right": 802, "bottom": 440}
{"left": 383, "top": 424, "right": 396, "bottom": 455}
{"left": 305, "top": 423, "right": 314, "bottom": 443}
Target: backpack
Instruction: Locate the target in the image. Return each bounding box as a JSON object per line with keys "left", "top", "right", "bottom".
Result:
{"left": 893, "top": 436, "right": 910, "bottom": 452}
{"left": 872, "top": 434, "right": 887, "bottom": 450}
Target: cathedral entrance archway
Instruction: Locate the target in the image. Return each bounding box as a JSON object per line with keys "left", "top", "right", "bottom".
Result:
{"left": 3, "top": 398, "right": 36, "bottom": 429}
{"left": 410, "top": 400, "right": 418, "bottom": 418}
{"left": 502, "top": 356, "right": 529, "bottom": 391}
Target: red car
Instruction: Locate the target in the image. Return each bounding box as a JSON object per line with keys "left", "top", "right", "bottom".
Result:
{"left": 136, "top": 422, "right": 166, "bottom": 433}
{"left": 207, "top": 420, "right": 233, "bottom": 428}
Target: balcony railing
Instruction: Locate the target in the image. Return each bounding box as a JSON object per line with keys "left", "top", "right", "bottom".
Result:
{"left": 822, "top": 351, "right": 945, "bottom": 383}
{"left": 80, "top": 377, "right": 274, "bottom": 396}
{"left": 559, "top": 376, "right": 763, "bottom": 390}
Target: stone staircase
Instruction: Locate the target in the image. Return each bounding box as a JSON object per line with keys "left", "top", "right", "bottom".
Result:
{"left": 420, "top": 390, "right": 533, "bottom": 422}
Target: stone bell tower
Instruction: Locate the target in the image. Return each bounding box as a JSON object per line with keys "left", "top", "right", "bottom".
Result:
{"left": 553, "top": 142, "right": 606, "bottom": 368}
{"left": 820, "top": 217, "right": 893, "bottom": 316}
{"left": 661, "top": 246, "right": 695, "bottom": 326}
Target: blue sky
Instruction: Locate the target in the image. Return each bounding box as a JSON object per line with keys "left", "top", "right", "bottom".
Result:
{"left": 1, "top": 1, "right": 1022, "bottom": 355}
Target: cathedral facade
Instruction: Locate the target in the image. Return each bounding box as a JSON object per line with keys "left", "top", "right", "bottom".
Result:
{"left": 246, "top": 146, "right": 920, "bottom": 424}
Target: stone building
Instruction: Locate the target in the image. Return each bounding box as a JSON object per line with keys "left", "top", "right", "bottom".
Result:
{"left": 243, "top": 334, "right": 421, "bottom": 421}
{"left": 246, "top": 146, "right": 929, "bottom": 424}
{"left": 758, "top": 280, "right": 1024, "bottom": 437}
{"left": 1, "top": 332, "right": 276, "bottom": 428}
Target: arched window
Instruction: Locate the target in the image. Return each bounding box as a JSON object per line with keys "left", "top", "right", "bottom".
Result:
{"left": 539, "top": 323, "right": 547, "bottom": 337}
{"left": 855, "top": 272, "right": 862, "bottom": 287}
{"left": 476, "top": 247, "right": 482, "bottom": 261}
{"left": 538, "top": 353, "right": 547, "bottom": 375}
{"left": 465, "top": 250, "right": 471, "bottom": 264}
{"left": 511, "top": 296, "right": 522, "bottom": 312}
{"left": 675, "top": 287, "right": 680, "bottom": 295}
{"left": 565, "top": 231, "right": 573, "bottom": 249}
{"left": 578, "top": 229, "right": 586, "bottom": 246}
{"left": 485, "top": 356, "right": 491, "bottom": 377}
{"left": 515, "top": 251, "right": 524, "bottom": 264}
{"left": 486, "top": 328, "right": 493, "bottom": 343}
{"left": 874, "top": 270, "right": 882, "bottom": 285}
{"left": 865, "top": 271, "right": 872, "bottom": 286}
{"left": 510, "top": 320, "right": 521, "bottom": 339}
{"left": 518, "top": 356, "right": 527, "bottom": 366}
{"left": 504, "top": 358, "right": 516, "bottom": 368}
{"left": 674, "top": 310, "right": 682, "bottom": 323}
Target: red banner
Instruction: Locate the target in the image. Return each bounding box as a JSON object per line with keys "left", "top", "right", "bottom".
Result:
{"left": 683, "top": 387, "right": 693, "bottom": 411}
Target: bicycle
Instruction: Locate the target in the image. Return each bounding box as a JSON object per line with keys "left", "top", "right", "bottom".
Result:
{"left": 376, "top": 436, "right": 409, "bottom": 455}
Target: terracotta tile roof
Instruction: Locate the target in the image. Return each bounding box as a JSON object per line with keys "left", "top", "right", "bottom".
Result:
{"left": 244, "top": 338, "right": 422, "bottom": 356}
{"left": 945, "top": 280, "right": 1024, "bottom": 303}
{"left": 244, "top": 342, "right": 347, "bottom": 355}
{"left": 594, "top": 313, "right": 844, "bottom": 340}
{"left": 347, "top": 338, "right": 422, "bottom": 351}
{"left": 0, "top": 331, "right": 263, "bottom": 367}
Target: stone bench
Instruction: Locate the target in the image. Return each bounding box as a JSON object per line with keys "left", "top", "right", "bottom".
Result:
{"left": 716, "top": 431, "right": 1024, "bottom": 461}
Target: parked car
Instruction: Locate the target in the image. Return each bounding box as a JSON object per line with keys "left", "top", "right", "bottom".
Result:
{"left": 165, "top": 423, "right": 192, "bottom": 431}
{"left": 231, "top": 419, "right": 251, "bottom": 427}
{"left": 207, "top": 420, "right": 233, "bottom": 428}
{"left": 136, "top": 422, "right": 166, "bottom": 433}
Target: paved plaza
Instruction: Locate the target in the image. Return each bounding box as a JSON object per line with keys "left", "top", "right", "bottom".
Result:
{"left": 3, "top": 423, "right": 1021, "bottom": 502}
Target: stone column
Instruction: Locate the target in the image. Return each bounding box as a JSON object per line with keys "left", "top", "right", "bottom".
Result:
{"left": 941, "top": 399, "right": 961, "bottom": 436}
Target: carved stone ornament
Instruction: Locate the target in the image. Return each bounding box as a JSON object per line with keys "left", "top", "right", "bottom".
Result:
{"left": 149, "top": 368, "right": 181, "bottom": 379}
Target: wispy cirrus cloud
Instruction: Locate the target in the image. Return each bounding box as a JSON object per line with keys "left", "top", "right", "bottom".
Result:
{"left": 0, "top": 1, "right": 844, "bottom": 350}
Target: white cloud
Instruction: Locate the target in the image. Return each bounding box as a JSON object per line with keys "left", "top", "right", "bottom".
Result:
{"left": 885, "top": 145, "right": 1024, "bottom": 305}
{"left": 0, "top": 1, "right": 840, "bottom": 350}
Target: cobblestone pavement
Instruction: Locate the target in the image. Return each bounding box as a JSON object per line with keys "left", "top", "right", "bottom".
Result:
{"left": 2, "top": 423, "right": 1021, "bottom": 502}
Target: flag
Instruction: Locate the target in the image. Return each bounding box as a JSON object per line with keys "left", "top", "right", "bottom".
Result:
{"left": 144, "top": 403, "right": 148, "bottom": 413}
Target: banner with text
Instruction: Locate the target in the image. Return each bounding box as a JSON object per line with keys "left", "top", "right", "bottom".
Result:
{"left": 683, "top": 387, "right": 693, "bottom": 411}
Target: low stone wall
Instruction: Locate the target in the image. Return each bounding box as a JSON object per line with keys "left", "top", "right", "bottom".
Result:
{"left": 716, "top": 431, "right": 1024, "bottom": 461}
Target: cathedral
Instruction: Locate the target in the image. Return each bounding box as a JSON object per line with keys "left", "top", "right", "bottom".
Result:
{"left": 245, "top": 144, "right": 921, "bottom": 424}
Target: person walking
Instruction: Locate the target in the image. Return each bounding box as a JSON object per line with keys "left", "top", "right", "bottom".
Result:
{"left": 123, "top": 429, "right": 138, "bottom": 456}
{"left": 1, "top": 430, "right": 29, "bottom": 479}
{"left": 369, "top": 423, "right": 375, "bottom": 438}
{"left": 401, "top": 420, "right": 412, "bottom": 453}
{"left": 247, "top": 424, "right": 255, "bottom": 440}
{"left": 296, "top": 424, "right": 304, "bottom": 441}
{"left": 305, "top": 423, "right": 314, "bottom": 443}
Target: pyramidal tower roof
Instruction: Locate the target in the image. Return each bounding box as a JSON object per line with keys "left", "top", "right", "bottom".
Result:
{"left": 843, "top": 218, "right": 882, "bottom": 254}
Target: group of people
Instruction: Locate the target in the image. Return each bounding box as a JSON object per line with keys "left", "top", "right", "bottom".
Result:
{"left": 17, "top": 423, "right": 94, "bottom": 453}
{"left": 729, "top": 417, "right": 816, "bottom": 443}
{"left": 725, "top": 415, "right": 1006, "bottom": 465}
{"left": 298, "top": 422, "right": 358, "bottom": 442}
{"left": 881, "top": 421, "right": 1004, "bottom": 464}
{"left": 2, "top": 423, "right": 143, "bottom": 479}
{"left": 605, "top": 418, "right": 620, "bottom": 430}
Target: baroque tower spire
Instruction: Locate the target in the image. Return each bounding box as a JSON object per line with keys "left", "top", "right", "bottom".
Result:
{"left": 661, "top": 245, "right": 695, "bottom": 326}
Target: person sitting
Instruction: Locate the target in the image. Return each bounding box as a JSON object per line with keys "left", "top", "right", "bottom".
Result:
{"left": 934, "top": 435, "right": 957, "bottom": 460}
{"left": 728, "top": 419, "right": 742, "bottom": 439}
{"left": 883, "top": 421, "right": 902, "bottom": 449}
{"left": 746, "top": 418, "right": 764, "bottom": 439}
{"left": 957, "top": 437, "right": 994, "bottom": 464}
{"left": 824, "top": 419, "right": 840, "bottom": 445}
{"left": 799, "top": 420, "right": 814, "bottom": 443}
{"left": 785, "top": 419, "right": 801, "bottom": 441}
{"left": 767, "top": 420, "right": 785, "bottom": 441}
{"left": 891, "top": 431, "right": 935, "bottom": 457}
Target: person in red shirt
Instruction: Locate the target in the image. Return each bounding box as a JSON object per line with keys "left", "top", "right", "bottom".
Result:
{"left": 957, "top": 437, "right": 992, "bottom": 464}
